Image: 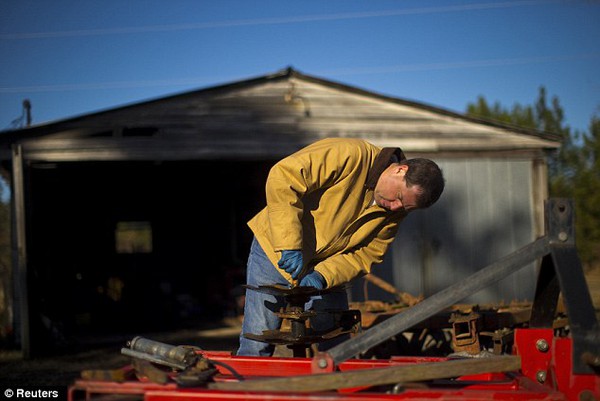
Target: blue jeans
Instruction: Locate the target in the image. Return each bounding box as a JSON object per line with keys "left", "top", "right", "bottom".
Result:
{"left": 236, "top": 237, "right": 349, "bottom": 356}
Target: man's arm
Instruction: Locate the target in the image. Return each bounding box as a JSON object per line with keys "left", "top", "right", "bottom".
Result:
{"left": 264, "top": 155, "right": 309, "bottom": 251}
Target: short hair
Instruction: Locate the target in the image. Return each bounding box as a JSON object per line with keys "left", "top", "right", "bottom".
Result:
{"left": 403, "top": 158, "right": 445, "bottom": 208}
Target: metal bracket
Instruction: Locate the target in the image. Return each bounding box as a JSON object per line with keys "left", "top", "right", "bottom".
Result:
{"left": 530, "top": 199, "right": 600, "bottom": 374}
{"left": 449, "top": 311, "right": 481, "bottom": 355}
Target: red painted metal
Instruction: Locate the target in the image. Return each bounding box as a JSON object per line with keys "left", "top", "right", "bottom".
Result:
{"left": 513, "top": 328, "right": 555, "bottom": 385}
{"left": 68, "top": 330, "right": 598, "bottom": 401}
{"left": 513, "top": 328, "right": 600, "bottom": 401}
{"left": 552, "top": 336, "right": 600, "bottom": 400}
{"left": 70, "top": 375, "right": 567, "bottom": 401}
{"left": 204, "top": 351, "right": 446, "bottom": 378}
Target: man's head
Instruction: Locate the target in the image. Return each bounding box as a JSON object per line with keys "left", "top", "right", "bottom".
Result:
{"left": 374, "top": 158, "right": 444, "bottom": 212}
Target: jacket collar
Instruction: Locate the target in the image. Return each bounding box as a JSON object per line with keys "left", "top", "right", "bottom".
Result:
{"left": 364, "top": 147, "right": 407, "bottom": 189}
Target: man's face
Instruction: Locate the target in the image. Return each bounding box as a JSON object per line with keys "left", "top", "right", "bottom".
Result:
{"left": 374, "top": 164, "right": 422, "bottom": 212}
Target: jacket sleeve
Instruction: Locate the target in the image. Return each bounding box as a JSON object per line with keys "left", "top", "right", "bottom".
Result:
{"left": 265, "top": 156, "right": 307, "bottom": 251}
{"left": 313, "top": 218, "right": 401, "bottom": 287}
{"left": 265, "top": 140, "right": 367, "bottom": 251}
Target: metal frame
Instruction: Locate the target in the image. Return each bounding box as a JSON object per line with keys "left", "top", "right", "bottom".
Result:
{"left": 69, "top": 351, "right": 568, "bottom": 401}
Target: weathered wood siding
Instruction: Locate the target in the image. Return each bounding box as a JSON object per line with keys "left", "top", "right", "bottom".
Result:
{"left": 10, "top": 75, "right": 558, "bottom": 162}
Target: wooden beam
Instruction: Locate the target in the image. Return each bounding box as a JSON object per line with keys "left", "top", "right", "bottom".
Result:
{"left": 11, "top": 144, "right": 30, "bottom": 358}
{"left": 209, "top": 355, "right": 521, "bottom": 393}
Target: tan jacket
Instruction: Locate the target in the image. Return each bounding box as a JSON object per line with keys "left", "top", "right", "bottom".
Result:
{"left": 248, "top": 138, "right": 406, "bottom": 287}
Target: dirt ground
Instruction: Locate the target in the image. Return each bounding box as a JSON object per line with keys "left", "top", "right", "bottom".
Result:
{"left": 1, "top": 268, "right": 599, "bottom": 390}
{"left": 0, "top": 321, "right": 242, "bottom": 388}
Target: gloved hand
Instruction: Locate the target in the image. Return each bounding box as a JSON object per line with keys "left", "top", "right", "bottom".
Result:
{"left": 277, "top": 250, "right": 303, "bottom": 279}
{"left": 299, "top": 271, "right": 326, "bottom": 289}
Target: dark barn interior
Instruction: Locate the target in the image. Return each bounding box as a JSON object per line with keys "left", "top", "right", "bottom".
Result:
{"left": 25, "top": 159, "right": 273, "bottom": 353}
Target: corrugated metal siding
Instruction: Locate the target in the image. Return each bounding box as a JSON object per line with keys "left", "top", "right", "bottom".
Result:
{"left": 389, "top": 158, "right": 537, "bottom": 303}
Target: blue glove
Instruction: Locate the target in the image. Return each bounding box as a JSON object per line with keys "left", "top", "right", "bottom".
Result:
{"left": 299, "top": 271, "right": 326, "bottom": 289}
{"left": 277, "top": 250, "right": 303, "bottom": 279}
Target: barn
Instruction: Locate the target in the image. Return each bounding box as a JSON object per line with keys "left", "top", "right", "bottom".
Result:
{"left": 0, "top": 67, "right": 560, "bottom": 356}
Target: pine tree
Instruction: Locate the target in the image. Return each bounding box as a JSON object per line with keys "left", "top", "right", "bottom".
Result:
{"left": 467, "top": 88, "right": 599, "bottom": 269}
{"left": 570, "top": 116, "right": 600, "bottom": 267}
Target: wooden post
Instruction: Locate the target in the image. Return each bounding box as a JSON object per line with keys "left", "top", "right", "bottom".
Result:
{"left": 12, "top": 144, "right": 30, "bottom": 358}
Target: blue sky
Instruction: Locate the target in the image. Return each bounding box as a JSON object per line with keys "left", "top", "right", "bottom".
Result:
{"left": 0, "top": 0, "right": 599, "bottom": 135}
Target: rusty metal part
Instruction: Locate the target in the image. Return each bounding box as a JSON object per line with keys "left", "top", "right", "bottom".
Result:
{"left": 449, "top": 311, "right": 481, "bottom": 355}
{"left": 173, "top": 358, "right": 218, "bottom": 387}
{"left": 352, "top": 300, "right": 535, "bottom": 332}
{"left": 480, "top": 328, "right": 514, "bottom": 355}
{"left": 131, "top": 356, "right": 218, "bottom": 388}
{"left": 132, "top": 359, "right": 171, "bottom": 385}
{"left": 363, "top": 274, "right": 423, "bottom": 306}
{"left": 277, "top": 308, "right": 317, "bottom": 320}
{"left": 581, "top": 351, "right": 600, "bottom": 368}
{"left": 244, "top": 284, "right": 360, "bottom": 357}
{"left": 246, "top": 310, "right": 361, "bottom": 344}
{"left": 352, "top": 300, "right": 569, "bottom": 359}
{"left": 80, "top": 366, "right": 135, "bottom": 382}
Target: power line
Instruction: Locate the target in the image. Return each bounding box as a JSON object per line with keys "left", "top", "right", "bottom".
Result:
{"left": 0, "top": 0, "right": 564, "bottom": 40}
{"left": 1, "top": 52, "right": 597, "bottom": 94}
{"left": 0, "top": 77, "right": 219, "bottom": 93}
{"left": 318, "top": 53, "right": 600, "bottom": 76}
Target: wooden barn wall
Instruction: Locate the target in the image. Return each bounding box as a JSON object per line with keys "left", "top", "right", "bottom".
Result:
{"left": 354, "top": 158, "right": 538, "bottom": 304}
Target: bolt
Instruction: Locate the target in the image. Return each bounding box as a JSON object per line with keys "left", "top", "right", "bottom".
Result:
{"left": 536, "top": 370, "right": 547, "bottom": 384}
{"left": 578, "top": 389, "right": 597, "bottom": 401}
{"left": 317, "top": 358, "right": 328, "bottom": 369}
{"left": 558, "top": 232, "right": 568, "bottom": 242}
{"left": 536, "top": 339, "right": 550, "bottom": 353}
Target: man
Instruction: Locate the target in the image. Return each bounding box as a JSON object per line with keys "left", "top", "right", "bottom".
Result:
{"left": 237, "top": 137, "right": 444, "bottom": 356}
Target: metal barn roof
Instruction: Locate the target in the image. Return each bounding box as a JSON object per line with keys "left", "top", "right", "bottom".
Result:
{"left": 0, "top": 67, "right": 561, "bottom": 162}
